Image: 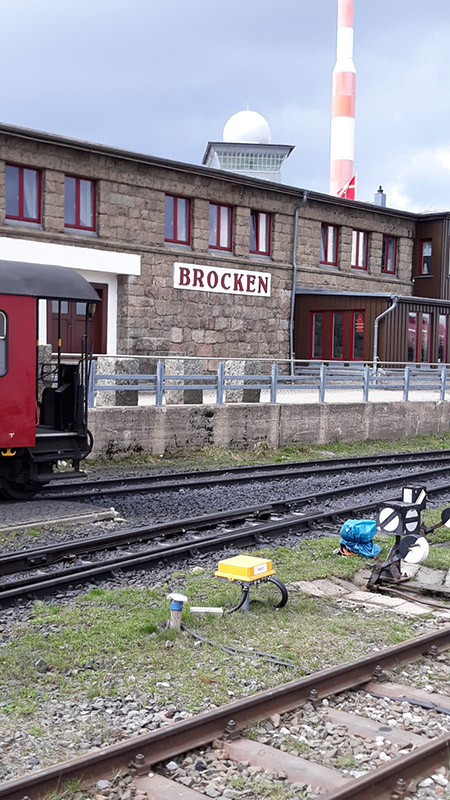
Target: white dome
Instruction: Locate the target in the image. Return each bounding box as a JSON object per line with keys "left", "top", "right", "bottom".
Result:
{"left": 223, "top": 110, "right": 272, "bottom": 144}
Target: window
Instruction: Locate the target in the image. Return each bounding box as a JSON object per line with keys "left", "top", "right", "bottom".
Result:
{"left": 352, "top": 312, "right": 365, "bottom": 359}
{"left": 164, "top": 195, "right": 190, "bottom": 245}
{"left": 438, "top": 315, "right": 448, "bottom": 363}
{"left": 381, "top": 235, "right": 397, "bottom": 274}
{"left": 250, "top": 211, "right": 271, "bottom": 255}
{"left": 65, "top": 176, "right": 96, "bottom": 231}
{"left": 209, "top": 203, "right": 232, "bottom": 251}
{"left": 408, "top": 312, "right": 417, "bottom": 362}
{"left": 320, "top": 224, "right": 338, "bottom": 266}
{"left": 311, "top": 312, "right": 324, "bottom": 358}
{"left": 0, "top": 311, "right": 7, "bottom": 377}
{"left": 332, "top": 311, "right": 344, "bottom": 359}
{"left": 5, "top": 164, "right": 41, "bottom": 223}
{"left": 351, "top": 231, "right": 369, "bottom": 270}
{"left": 408, "top": 311, "right": 432, "bottom": 362}
{"left": 419, "top": 240, "right": 432, "bottom": 276}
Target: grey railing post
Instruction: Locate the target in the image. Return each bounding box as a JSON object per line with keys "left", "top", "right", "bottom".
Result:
{"left": 270, "top": 363, "right": 278, "bottom": 404}
{"left": 87, "top": 360, "right": 96, "bottom": 409}
{"left": 217, "top": 362, "right": 224, "bottom": 405}
{"left": 363, "top": 364, "right": 370, "bottom": 402}
{"left": 440, "top": 365, "right": 447, "bottom": 401}
{"left": 319, "top": 363, "right": 326, "bottom": 403}
{"left": 156, "top": 360, "right": 164, "bottom": 406}
{"left": 403, "top": 365, "right": 411, "bottom": 401}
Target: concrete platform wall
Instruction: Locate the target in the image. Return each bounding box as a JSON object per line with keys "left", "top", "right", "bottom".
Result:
{"left": 88, "top": 401, "right": 450, "bottom": 458}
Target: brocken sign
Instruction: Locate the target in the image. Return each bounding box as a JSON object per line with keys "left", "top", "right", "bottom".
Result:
{"left": 173, "top": 262, "right": 271, "bottom": 298}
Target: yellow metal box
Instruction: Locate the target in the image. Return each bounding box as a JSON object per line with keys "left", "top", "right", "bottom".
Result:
{"left": 215, "top": 555, "right": 275, "bottom": 583}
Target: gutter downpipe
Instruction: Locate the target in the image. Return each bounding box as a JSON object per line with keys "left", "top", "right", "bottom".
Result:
{"left": 372, "top": 294, "right": 399, "bottom": 375}
{"left": 290, "top": 190, "right": 309, "bottom": 375}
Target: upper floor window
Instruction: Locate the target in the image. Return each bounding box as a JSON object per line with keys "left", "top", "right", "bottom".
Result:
{"left": 209, "top": 203, "right": 232, "bottom": 251}
{"left": 165, "top": 195, "right": 190, "bottom": 245}
{"left": 5, "top": 164, "right": 41, "bottom": 223}
{"left": 320, "top": 223, "right": 338, "bottom": 266}
{"left": 250, "top": 211, "right": 271, "bottom": 255}
{"left": 419, "top": 239, "right": 432, "bottom": 276}
{"left": 381, "top": 235, "right": 397, "bottom": 274}
{"left": 0, "top": 311, "right": 7, "bottom": 377}
{"left": 65, "top": 176, "right": 96, "bottom": 231}
{"left": 351, "top": 230, "right": 369, "bottom": 270}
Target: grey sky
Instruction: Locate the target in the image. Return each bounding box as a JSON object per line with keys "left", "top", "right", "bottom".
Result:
{"left": 2, "top": 0, "right": 449, "bottom": 212}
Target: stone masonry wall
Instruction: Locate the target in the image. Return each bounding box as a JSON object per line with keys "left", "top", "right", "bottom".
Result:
{"left": 0, "top": 132, "right": 417, "bottom": 360}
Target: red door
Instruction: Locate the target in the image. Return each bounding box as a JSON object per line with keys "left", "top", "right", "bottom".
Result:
{"left": 0, "top": 295, "right": 36, "bottom": 448}
{"left": 47, "top": 283, "right": 107, "bottom": 354}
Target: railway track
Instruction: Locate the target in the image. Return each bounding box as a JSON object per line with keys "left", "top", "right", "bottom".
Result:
{"left": 3, "top": 464, "right": 450, "bottom": 603}
{"left": 38, "top": 449, "right": 450, "bottom": 499}
{"left": 1, "top": 627, "right": 449, "bottom": 800}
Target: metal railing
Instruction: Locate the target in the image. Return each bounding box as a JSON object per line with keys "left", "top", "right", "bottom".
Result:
{"left": 86, "top": 359, "right": 450, "bottom": 407}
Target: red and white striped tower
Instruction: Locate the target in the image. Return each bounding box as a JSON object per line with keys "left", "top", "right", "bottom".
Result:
{"left": 329, "top": 0, "right": 356, "bottom": 196}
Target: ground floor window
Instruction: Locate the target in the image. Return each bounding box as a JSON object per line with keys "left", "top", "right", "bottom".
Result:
{"left": 408, "top": 312, "right": 432, "bottom": 362}
{"left": 439, "top": 314, "right": 448, "bottom": 362}
{"left": 310, "top": 310, "right": 365, "bottom": 361}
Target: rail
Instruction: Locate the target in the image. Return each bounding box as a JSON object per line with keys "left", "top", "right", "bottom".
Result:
{"left": 87, "top": 360, "right": 450, "bottom": 407}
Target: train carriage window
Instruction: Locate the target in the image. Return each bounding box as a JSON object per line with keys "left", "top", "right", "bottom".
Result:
{"left": 0, "top": 311, "right": 7, "bottom": 377}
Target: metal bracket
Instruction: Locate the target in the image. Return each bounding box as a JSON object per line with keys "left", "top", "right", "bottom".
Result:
{"left": 223, "top": 719, "right": 241, "bottom": 741}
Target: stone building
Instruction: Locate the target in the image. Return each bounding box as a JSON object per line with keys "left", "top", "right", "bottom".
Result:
{"left": 1, "top": 120, "right": 450, "bottom": 365}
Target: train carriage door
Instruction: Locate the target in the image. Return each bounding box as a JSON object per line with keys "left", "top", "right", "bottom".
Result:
{"left": 0, "top": 295, "right": 36, "bottom": 448}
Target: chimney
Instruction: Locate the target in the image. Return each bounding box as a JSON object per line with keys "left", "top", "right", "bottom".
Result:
{"left": 330, "top": 0, "right": 356, "bottom": 196}
{"left": 374, "top": 186, "right": 386, "bottom": 207}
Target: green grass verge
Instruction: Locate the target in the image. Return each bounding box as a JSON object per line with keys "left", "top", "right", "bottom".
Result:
{"left": 1, "top": 536, "right": 418, "bottom": 727}
{"left": 86, "top": 432, "right": 450, "bottom": 474}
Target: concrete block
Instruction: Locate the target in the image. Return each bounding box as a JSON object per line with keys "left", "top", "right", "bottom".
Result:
{"left": 164, "top": 358, "right": 203, "bottom": 405}
{"left": 346, "top": 591, "right": 405, "bottom": 607}
{"left": 224, "top": 360, "right": 261, "bottom": 403}
{"left": 95, "top": 356, "right": 139, "bottom": 407}
{"left": 391, "top": 601, "right": 436, "bottom": 616}
{"left": 413, "top": 566, "right": 446, "bottom": 586}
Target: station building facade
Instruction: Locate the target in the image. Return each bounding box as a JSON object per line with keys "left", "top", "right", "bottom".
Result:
{"left": 1, "top": 122, "right": 450, "bottom": 366}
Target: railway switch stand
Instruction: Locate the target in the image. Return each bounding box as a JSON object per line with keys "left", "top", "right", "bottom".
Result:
{"left": 215, "top": 555, "right": 288, "bottom": 612}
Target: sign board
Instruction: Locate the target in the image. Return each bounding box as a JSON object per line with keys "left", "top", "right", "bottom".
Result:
{"left": 173, "top": 262, "right": 271, "bottom": 298}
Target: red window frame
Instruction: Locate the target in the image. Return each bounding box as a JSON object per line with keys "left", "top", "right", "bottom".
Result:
{"left": 438, "top": 314, "right": 448, "bottom": 363}
{"left": 250, "top": 210, "right": 271, "bottom": 255}
{"left": 309, "top": 310, "right": 365, "bottom": 361}
{"left": 310, "top": 312, "right": 324, "bottom": 359}
{"left": 65, "top": 175, "right": 96, "bottom": 232}
{"left": 351, "top": 311, "right": 365, "bottom": 360}
{"left": 408, "top": 311, "right": 432, "bottom": 362}
{"left": 5, "top": 163, "right": 42, "bottom": 223}
{"left": 330, "top": 311, "right": 345, "bottom": 360}
{"left": 209, "top": 203, "right": 233, "bottom": 251}
{"left": 381, "top": 235, "right": 397, "bottom": 274}
{"left": 351, "top": 230, "right": 369, "bottom": 270}
{"left": 419, "top": 239, "right": 432, "bottom": 276}
{"left": 164, "top": 194, "right": 191, "bottom": 245}
{"left": 320, "top": 223, "right": 339, "bottom": 266}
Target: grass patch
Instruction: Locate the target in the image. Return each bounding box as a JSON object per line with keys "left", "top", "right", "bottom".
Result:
{"left": 1, "top": 536, "right": 418, "bottom": 727}
{"left": 86, "top": 432, "right": 450, "bottom": 474}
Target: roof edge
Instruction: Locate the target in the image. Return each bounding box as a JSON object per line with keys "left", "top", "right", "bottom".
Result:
{"left": 0, "top": 121, "right": 421, "bottom": 220}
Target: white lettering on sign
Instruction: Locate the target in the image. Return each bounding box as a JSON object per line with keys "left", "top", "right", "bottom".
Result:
{"left": 173, "top": 263, "right": 271, "bottom": 298}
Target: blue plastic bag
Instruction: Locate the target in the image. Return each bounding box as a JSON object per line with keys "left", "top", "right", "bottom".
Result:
{"left": 339, "top": 519, "right": 381, "bottom": 558}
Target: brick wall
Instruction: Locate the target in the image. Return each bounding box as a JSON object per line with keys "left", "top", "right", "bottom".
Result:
{"left": 0, "top": 131, "right": 417, "bottom": 360}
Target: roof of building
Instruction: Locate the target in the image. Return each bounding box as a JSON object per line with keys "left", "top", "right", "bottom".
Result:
{"left": 296, "top": 287, "right": 450, "bottom": 307}
{"left": 0, "top": 121, "right": 424, "bottom": 221}
{"left": 0, "top": 260, "right": 100, "bottom": 301}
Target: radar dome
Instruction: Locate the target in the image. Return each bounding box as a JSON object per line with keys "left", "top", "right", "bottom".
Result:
{"left": 223, "top": 110, "right": 272, "bottom": 144}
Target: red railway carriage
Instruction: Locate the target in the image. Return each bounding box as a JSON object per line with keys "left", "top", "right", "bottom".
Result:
{"left": 0, "top": 260, "right": 99, "bottom": 500}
